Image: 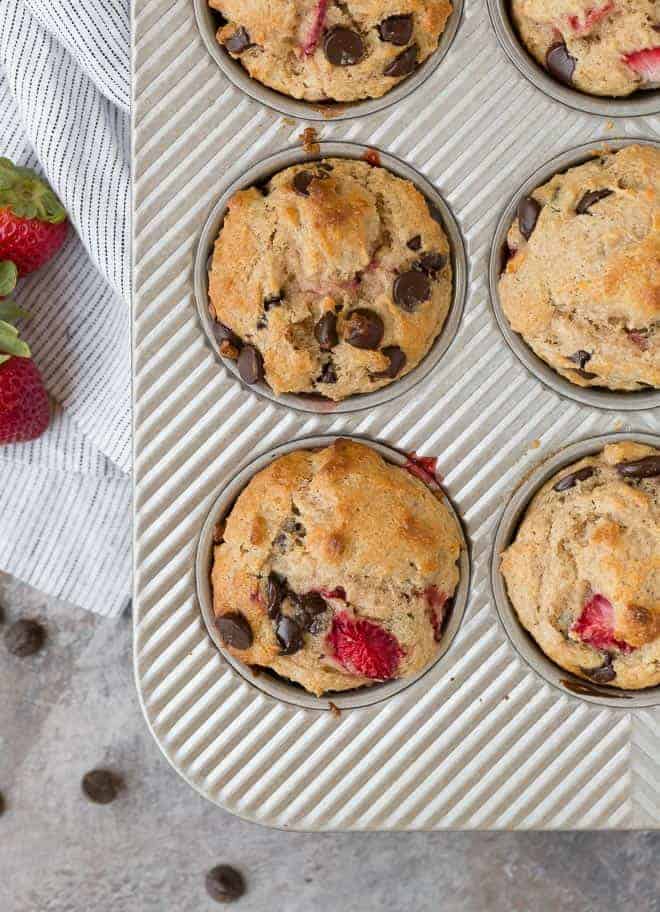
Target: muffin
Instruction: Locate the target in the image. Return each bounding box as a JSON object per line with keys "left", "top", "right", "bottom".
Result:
{"left": 511, "top": 0, "right": 660, "bottom": 97}
{"left": 211, "top": 439, "right": 462, "bottom": 696}
{"left": 209, "top": 0, "right": 453, "bottom": 102}
{"left": 208, "top": 157, "right": 453, "bottom": 402}
{"left": 498, "top": 144, "right": 660, "bottom": 392}
{"left": 501, "top": 441, "right": 660, "bottom": 690}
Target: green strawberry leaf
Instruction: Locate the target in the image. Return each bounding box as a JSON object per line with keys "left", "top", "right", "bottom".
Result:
{"left": 0, "top": 354, "right": 10, "bottom": 366}
{"left": 0, "top": 300, "right": 29, "bottom": 322}
{"left": 0, "top": 157, "right": 67, "bottom": 224}
{"left": 0, "top": 261, "right": 18, "bottom": 297}
{"left": 0, "top": 324, "right": 30, "bottom": 357}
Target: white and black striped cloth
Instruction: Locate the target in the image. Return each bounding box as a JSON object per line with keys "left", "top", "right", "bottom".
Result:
{"left": 0, "top": 0, "right": 131, "bottom": 616}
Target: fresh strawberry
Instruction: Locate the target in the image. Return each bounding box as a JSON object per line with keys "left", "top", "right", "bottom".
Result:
{"left": 0, "top": 304, "right": 50, "bottom": 443}
{"left": 622, "top": 47, "right": 660, "bottom": 85}
{"left": 301, "top": 0, "right": 328, "bottom": 55}
{"left": 571, "top": 593, "right": 634, "bottom": 654}
{"left": 0, "top": 158, "right": 67, "bottom": 276}
{"left": 328, "top": 611, "right": 403, "bottom": 679}
{"left": 567, "top": 1, "right": 613, "bottom": 36}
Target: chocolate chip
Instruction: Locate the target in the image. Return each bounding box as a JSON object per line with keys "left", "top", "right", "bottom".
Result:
{"left": 263, "top": 295, "right": 282, "bottom": 311}
{"left": 378, "top": 14, "right": 413, "bottom": 45}
{"left": 546, "top": 41, "right": 576, "bottom": 85}
{"left": 216, "top": 323, "right": 243, "bottom": 349}
{"left": 407, "top": 235, "right": 422, "bottom": 251}
{"left": 276, "top": 615, "right": 304, "bottom": 654}
{"left": 517, "top": 196, "right": 542, "bottom": 241}
{"left": 568, "top": 350, "right": 592, "bottom": 370}
{"left": 616, "top": 456, "right": 660, "bottom": 479}
{"left": 576, "top": 189, "right": 613, "bottom": 215}
{"left": 266, "top": 572, "right": 286, "bottom": 619}
{"left": 317, "top": 361, "right": 337, "bottom": 384}
{"left": 372, "top": 345, "right": 407, "bottom": 379}
{"left": 383, "top": 43, "right": 418, "bottom": 77}
{"left": 300, "top": 592, "right": 327, "bottom": 618}
{"left": 393, "top": 270, "right": 430, "bottom": 311}
{"left": 553, "top": 466, "right": 595, "bottom": 492}
{"left": 416, "top": 252, "right": 447, "bottom": 276}
{"left": 216, "top": 612, "right": 253, "bottom": 649}
{"left": 4, "top": 619, "right": 45, "bottom": 657}
{"left": 343, "top": 308, "right": 384, "bottom": 349}
{"left": 580, "top": 657, "right": 615, "bottom": 684}
{"left": 81, "top": 770, "right": 123, "bottom": 805}
{"left": 314, "top": 312, "right": 338, "bottom": 350}
{"left": 318, "top": 162, "right": 333, "bottom": 172}
{"left": 225, "top": 26, "right": 252, "bottom": 54}
{"left": 205, "top": 865, "right": 246, "bottom": 903}
{"left": 293, "top": 170, "right": 314, "bottom": 196}
{"left": 237, "top": 345, "right": 263, "bottom": 385}
{"left": 500, "top": 241, "right": 515, "bottom": 273}
{"left": 323, "top": 27, "right": 365, "bottom": 66}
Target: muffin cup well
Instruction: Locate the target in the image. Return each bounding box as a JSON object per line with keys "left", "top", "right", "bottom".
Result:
{"left": 489, "top": 138, "right": 660, "bottom": 412}
{"left": 487, "top": 0, "right": 660, "bottom": 117}
{"left": 491, "top": 432, "right": 660, "bottom": 709}
{"left": 194, "top": 141, "right": 468, "bottom": 415}
{"left": 193, "top": 0, "right": 464, "bottom": 122}
{"left": 195, "top": 434, "right": 471, "bottom": 712}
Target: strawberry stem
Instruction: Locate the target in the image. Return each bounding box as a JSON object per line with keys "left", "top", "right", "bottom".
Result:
{"left": 0, "top": 158, "right": 66, "bottom": 224}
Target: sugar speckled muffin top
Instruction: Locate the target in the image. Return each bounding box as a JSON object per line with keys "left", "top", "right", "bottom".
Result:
{"left": 498, "top": 144, "right": 660, "bottom": 392}
{"left": 208, "top": 158, "right": 453, "bottom": 402}
{"left": 511, "top": 0, "right": 660, "bottom": 97}
{"left": 211, "top": 439, "right": 462, "bottom": 696}
{"left": 501, "top": 442, "right": 660, "bottom": 690}
{"left": 210, "top": 0, "right": 453, "bottom": 102}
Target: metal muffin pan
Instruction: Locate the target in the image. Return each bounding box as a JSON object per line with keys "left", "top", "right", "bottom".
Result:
{"left": 489, "top": 137, "right": 660, "bottom": 412}
{"left": 491, "top": 432, "right": 660, "bottom": 710}
{"left": 194, "top": 141, "right": 468, "bottom": 416}
{"left": 193, "top": 0, "right": 464, "bottom": 122}
{"left": 487, "top": 0, "right": 660, "bottom": 117}
{"left": 195, "top": 434, "right": 471, "bottom": 711}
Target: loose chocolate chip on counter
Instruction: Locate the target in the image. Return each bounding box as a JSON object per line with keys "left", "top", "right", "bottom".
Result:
{"left": 216, "top": 612, "right": 253, "bottom": 649}
{"left": 4, "top": 619, "right": 45, "bottom": 657}
{"left": 553, "top": 466, "right": 595, "bottom": 492}
{"left": 616, "top": 455, "right": 660, "bottom": 479}
{"left": 81, "top": 769, "right": 123, "bottom": 805}
{"left": 323, "top": 27, "right": 365, "bottom": 66}
{"left": 568, "top": 349, "right": 592, "bottom": 370}
{"left": 415, "top": 252, "right": 447, "bottom": 276}
{"left": 580, "top": 657, "right": 616, "bottom": 684}
{"left": 407, "top": 235, "right": 422, "bottom": 251}
{"left": 317, "top": 361, "right": 337, "bottom": 384}
{"left": 372, "top": 345, "right": 407, "bottom": 379}
{"left": 266, "top": 572, "right": 286, "bottom": 619}
{"left": 205, "top": 865, "right": 246, "bottom": 903}
{"left": 343, "top": 308, "right": 384, "bottom": 349}
{"left": 276, "top": 615, "right": 304, "bottom": 655}
{"left": 237, "top": 345, "right": 263, "bottom": 385}
{"left": 517, "top": 196, "right": 542, "bottom": 241}
{"left": 378, "top": 14, "right": 414, "bottom": 45}
{"left": 225, "top": 26, "right": 252, "bottom": 54}
{"left": 546, "top": 41, "right": 576, "bottom": 85}
{"left": 383, "top": 43, "right": 418, "bottom": 77}
{"left": 575, "top": 188, "right": 613, "bottom": 215}
{"left": 393, "top": 270, "right": 431, "bottom": 311}
{"left": 314, "top": 312, "right": 338, "bottom": 350}
{"left": 293, "top": 170, "right": 315, "bottom": 196}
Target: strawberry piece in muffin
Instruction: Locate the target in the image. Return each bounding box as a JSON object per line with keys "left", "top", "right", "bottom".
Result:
{"left": 571, "top": 594, "right": 634, "bottom": 654}
{"left": 328, "top": 611, "right": 404, "bottom": 680}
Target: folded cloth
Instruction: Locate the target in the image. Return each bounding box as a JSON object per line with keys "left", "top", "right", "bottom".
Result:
{"left": 0, "top": 0, "right": 131, "bottom": 617}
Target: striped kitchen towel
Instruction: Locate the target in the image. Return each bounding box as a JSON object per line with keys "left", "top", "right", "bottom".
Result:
{"left": 0, "top": 0, "right": 131, "bottom": 617}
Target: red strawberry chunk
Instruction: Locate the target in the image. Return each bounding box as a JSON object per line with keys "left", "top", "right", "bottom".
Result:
{"left": 567, "top": 1, "right": 613, "bottom": 36}
{"left": 424, "top": 586, "right": 448, "bottom": 642}
{"left": 405, "top": 452, "right": 442, "bottom": 490}
{"left": 627, "top": 330, "right": 649, "bottom": 351}
{"left": 571, "top": 594, "right": 634, "bottom": 654}
{"left": 301, "top": 0, "right": 328, "bottom": 55}
{"left": 328, "top": 611, "right": 403, "bottom": 679}
{"left": 317, "top": 586, "right": 347, "bottom": 600}
{"left": 622, "top": 47, "right": 660, "bottom": 83}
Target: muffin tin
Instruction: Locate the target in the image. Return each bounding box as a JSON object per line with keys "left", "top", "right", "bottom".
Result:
{"left": 133, "top": 0, "right": 660, "bottom": 829}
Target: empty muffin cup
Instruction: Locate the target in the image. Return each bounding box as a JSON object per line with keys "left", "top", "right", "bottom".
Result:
{"left": 193, "top": 0, "right": 464, "bottom": 121}
{"left": 489, "top": 137, "right": 660, "bottom": 411}
{"left": 487, "top": 0, "right": 660, "bottom": 117}
{"left": 491, "top": 431, "right": 660, "bottom": 709}
{"left": 195, "top": 434, "right": 471, "bottom": 711}
{"left": 194, "top": 141, "right": 468, "bottom": 415}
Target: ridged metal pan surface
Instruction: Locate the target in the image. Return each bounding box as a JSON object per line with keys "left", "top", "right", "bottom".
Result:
{"left": 133, "top": 0, "right": 660, "bottom": 829}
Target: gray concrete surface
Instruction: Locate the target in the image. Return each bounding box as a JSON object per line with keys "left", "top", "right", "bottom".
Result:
{"left": 2, "top": 572, "right": 660, "bottom": 912}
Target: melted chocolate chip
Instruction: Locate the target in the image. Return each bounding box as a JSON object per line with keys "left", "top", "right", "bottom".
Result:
{"left": 553, "top": 466, "right": 595, "bottom": 492}
{"left": 323, "top": 27, "right": 365, "bottom": 66}
{"left": 416, "top": 252, "right": 447, "bottom": 276}
{"left": 393, "top": 270, "right": 430, "bottom": 311}
{"left": 299, "top": 592, "right": 327, "bottom": 629}
{"left": 343, "top": 308, "right": 384, "bottom": 349}
{"left": 568, "top": 350, "right": 592, "bottom": 370}
{"left": 237, "top": 345, "right": 263, "bottom": 385}
{"left": 205, "top": 865, "right": 246, "bottom": 903}
{"left": 317, "top": 361, "right": 337, "bottom": 384}
{"left": 224, "top": 26, "right": 252, "bottom": 54}
{"left": 5, "top": 619, "right": 45, "bottom": 657}
{"left": 546, "top": 41, "right": 576, "bottom": 85}
{"left": 378, "top": 14, "right": 413, "bottom": 45}
{"left": 517, "top": 196, "right": 542, "bottom": 241}
{"left": 82, "top": 770, "right": 123, "bottom": 805}
{"left": 293, "top": 170, "right": 314, "bottom": 196}
{"left": 217, "top": 322, "right": 243, "bottom": 349}
{"left": 616, "top": 456, "right": 660, "bottom": 479}
{"left": 383, "top": 43, "right": 418, "bottom": 77}
{"left": 372, "top": 345, "right": 407, "bottom": 379}
{"left": 263, "top": 295, "right": 282, "bottom": 310}
{"left": 276, "top": 615, "right": 304, "bottom": 654}
{"left": 314, "top": 312, "right": 338, "bottom": 350}
{"left": 575, "top": 188, "right": 613, "bottom": 215}
{"left": 216, "top": 612, "right": 253, "bottom": 650}
{"left": 580, "top": 657, "right": 616, "bottom": 684}
{"left": 407, "top": 235, "right": 422, "bottom": 251}
{"left": 266, "top": 572, "right": 286, "bottom": 619}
